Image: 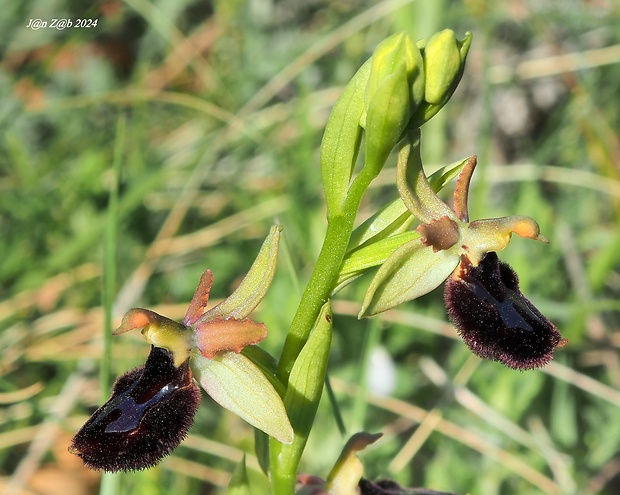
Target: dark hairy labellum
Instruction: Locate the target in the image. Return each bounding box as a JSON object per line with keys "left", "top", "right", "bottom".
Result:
{"left": 444, "top": 252, "right": 564, "bottom": 370}
{"left": 69, "top": 346, "right": 201, "bottom": 471}
{"left": 359, "top": 479, "right": 459, "bottom": 495}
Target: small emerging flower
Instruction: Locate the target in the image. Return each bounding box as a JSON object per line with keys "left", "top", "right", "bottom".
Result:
{"left": 296, "top": 432, "right": 459, "bottom": 495}
{"left": 70, "top": 226, "right": 293, "bottom": 472}
{"left": 360, "top": 136, "right": 566, "bottom": 370}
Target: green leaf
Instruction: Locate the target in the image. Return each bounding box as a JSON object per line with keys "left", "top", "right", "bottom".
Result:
{"left": 428, "top": 157, "right": 471, "bottom": 193}
{"left": 270, "top": 302, "right": 333, "bottom": 491}
{"left": 336, "top": 231, "right": 419, "bottom": 293}
{"left": 359, "top": 237, "right": 459, "bottom": 317}
{"left": 320, "top": 60, "right": 370, "bottom": 215}
{"left": 190, "top": 350, "right": 293, "bottom": 444}
{"left": 202, "top": 225, "right": 281, "bottom": 321}
{"left": 228, "top": 455, "right": 252, "bottom": 495}
{"left": 348, "top": 197, "right": 412, "bottom": 251}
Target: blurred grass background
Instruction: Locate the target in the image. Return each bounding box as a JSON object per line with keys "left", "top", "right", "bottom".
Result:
{"left": 1, "top": 0, "right": 620, "bottom": 494}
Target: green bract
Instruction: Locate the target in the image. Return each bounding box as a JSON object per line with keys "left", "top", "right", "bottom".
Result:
{"left": 320, "top": 61, "right": 370, "bottom": 216}
{"left": 270, "top": 302, "right": 333, "bottom": 492}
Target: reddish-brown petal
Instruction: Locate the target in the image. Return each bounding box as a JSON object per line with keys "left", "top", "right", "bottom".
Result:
{"left": 195, "top": 318, "right": 268, "bottom": 359}
{"left": 183, "top": 269, "right": 214, "bottom": 325}
{"left": 452, "top": 155, "right": 477, "bottom": 222}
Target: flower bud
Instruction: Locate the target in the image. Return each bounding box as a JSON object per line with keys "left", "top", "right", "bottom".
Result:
{"left": 363, "top": 32, "right": 425, "bottom": 127}
{"left": 444, "top": 252, "right": 565, "bottom": 370}
{"left": 422, "top": 29, "right": 462, "bottom": 105}
{"left": 410, "top": 30, "right": 472, "bottom": 127}
{"left": 69, "top": 346, "right": 201, "bottom": 471}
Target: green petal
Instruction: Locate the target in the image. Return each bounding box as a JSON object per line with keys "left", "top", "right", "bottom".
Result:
{"left": 359, "top": 238, "right": 460, "bottom": 317}
{"left": 191, "top": 350, "right": 293, "bottom": 444}
{"left": 201, "top": 225, "right": 281, "bottom": 321}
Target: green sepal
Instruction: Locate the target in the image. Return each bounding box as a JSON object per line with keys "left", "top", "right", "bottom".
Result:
{"left": 242, "top": 345, "right": 287, "bottom": 398}
{"left": 320, "top": 60, "right": 370, "bottom": 215}
{"left": 270, "top": 302, "right": 333, "bottom": 490}
{"left": 190, "top": 349, "right": 293, "bottom": 444}
{"left": 228, "top": 455, "right": 252, "bottom": 495}
{"left": 201, "top": 225, "right": 281, "bottom": 321}
{"left": 397, "top": 129, "right": 457, "bottom": 224}
{"left": 336, "top": 231, "right": 419, "bottom": 293}
{"left": 326, "top": 432, "right": 383, "bottom": 494}
{"left": 359, "top": 237, "right": 460, "bottom": 317}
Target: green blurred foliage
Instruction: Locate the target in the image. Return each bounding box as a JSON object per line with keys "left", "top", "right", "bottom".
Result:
{"left": 1, "top": 0, "right": 620, "bottom": 494}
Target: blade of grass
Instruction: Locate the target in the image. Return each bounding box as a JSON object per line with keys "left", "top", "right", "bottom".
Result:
{"left": 98, "top": 112, "right": 126, "bottom": 495}
{"left": 350, "top": 317, "right": 382, "bottom": 432}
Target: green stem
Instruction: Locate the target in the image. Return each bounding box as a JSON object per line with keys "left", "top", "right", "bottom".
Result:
{"left": 271, "top": 167, "right": 377, "bottom": 495}
{"left": 276, "top": 168, "right": 375, "bottom": 384}
{"left": 99, "top": 114, "right": 124, "bottom": 495}
{"left": 101, "top": 115, "right": 124, "bottom": 398}
{"left": 275, "top": 213, "right": 350, "bottom": 382}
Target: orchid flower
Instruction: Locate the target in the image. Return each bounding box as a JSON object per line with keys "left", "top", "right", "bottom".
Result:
{"left": 359, "top": 132, "right": 566, "bottom": 369}
{"left": 70, "top": 226, "right": 293, "bottom": 471}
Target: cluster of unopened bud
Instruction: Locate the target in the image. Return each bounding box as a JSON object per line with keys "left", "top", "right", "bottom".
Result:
{"left": 362, "top": 29, "right": 472, "bottom": 136}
